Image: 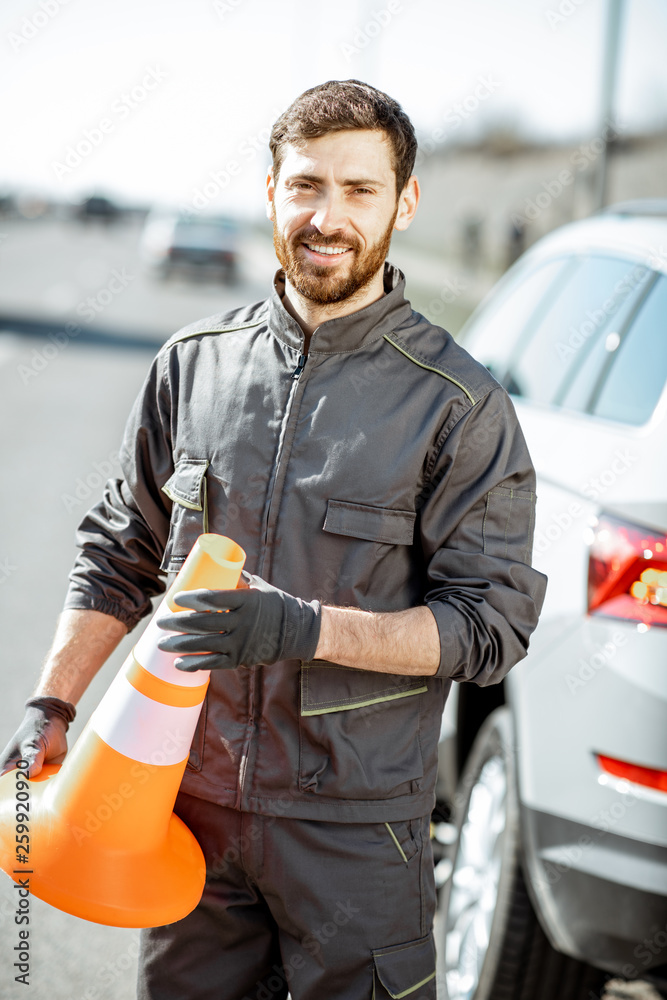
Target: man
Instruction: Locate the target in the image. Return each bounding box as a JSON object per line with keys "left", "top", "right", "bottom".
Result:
{"left": 1, "top": 80, "right": 547, "bottom": 999}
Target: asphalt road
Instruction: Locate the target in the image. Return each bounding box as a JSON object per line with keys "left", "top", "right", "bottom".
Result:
{"left": 0, "top": 218, "right": 273, "bottom": 1000}
{"left": 0, "top": 335, "right": 152, "bottom": 1000}
{"left": 0, "top": 218, "right": 661, "bottom": 999}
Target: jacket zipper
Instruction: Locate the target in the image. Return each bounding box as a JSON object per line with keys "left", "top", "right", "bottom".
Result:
{"left": 236, "top": 348, "right": 310, "bottom": 810}
{"left": 292, "top": 353, "right": 307, "bottom": 379}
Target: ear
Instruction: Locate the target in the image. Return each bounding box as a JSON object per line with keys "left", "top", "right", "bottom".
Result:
{"left": 265, "top": 165, "right": 276, "bottom": 222}
{"left": 393, "top": 175, "right": 420, "bottom": 232}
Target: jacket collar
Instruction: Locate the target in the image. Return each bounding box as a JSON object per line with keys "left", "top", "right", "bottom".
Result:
{"left": 268, "top": 261, "right": 414, "bottom": 355}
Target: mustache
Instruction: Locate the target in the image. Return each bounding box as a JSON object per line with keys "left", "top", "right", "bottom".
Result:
{"left": 293, "top": 228, "right": 361, "bottom": 250}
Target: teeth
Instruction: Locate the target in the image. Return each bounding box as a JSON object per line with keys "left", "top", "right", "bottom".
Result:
{"left": 306, "top": 244, "right": 350, "bottom": 256}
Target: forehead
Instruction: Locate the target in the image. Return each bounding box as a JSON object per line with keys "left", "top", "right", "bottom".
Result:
{"left": 278, "top": 130, "right": 395, "bottom": 182}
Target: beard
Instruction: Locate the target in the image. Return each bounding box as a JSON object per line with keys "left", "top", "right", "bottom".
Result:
{"left": 272, "top": 207, "right": 398, "bottom": 305}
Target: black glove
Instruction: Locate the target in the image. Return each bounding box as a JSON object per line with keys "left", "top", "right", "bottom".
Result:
{"left": 156, "top": 571, "right": 322, "bottom": 671}
{"left": 0, "top": 696, "right": 76, "bottom": 778}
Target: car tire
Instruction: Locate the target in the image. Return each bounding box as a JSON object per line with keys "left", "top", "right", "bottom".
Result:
{"left": 438, "top": 706, "right": 609, "bottom": 1000}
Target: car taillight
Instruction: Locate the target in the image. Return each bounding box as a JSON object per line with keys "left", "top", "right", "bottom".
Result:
{"left": 587, "top": 514, "right": 667, "bottom": 627}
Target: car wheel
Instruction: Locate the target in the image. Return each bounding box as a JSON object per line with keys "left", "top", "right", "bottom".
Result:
{"left": 438, "top": 707, "right": 609, "bottom": 1000}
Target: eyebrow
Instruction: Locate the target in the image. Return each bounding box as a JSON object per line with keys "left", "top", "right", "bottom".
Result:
{"left": 288, "top": 173, "right": 386, "bottom": 189}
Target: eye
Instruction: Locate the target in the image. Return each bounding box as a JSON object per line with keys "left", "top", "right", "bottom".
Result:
{"left": 292, "top": 182, "right": 313, "bottom": 190}
{"left": 354, "top": 188, "right": 374, "bottom": 195}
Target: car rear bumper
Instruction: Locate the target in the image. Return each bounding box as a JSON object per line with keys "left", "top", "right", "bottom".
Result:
{"left": 520, "top": 804, "right": 667, "bottom": 979}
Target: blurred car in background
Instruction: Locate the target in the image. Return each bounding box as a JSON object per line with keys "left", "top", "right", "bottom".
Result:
{"left": 434, "top": 200, "right": 667, "bottom": 999}
{"left": 140, "top": 210, "right": 238, "bottom": 282}
{"left": 76, "top": 194, "right": 121, "bottom": 224}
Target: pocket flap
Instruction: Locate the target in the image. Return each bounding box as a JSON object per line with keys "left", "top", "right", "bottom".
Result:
{"left": 483, "top": 485, "right": 536, "bottom": 563}
{"left": 162, "top": 458, "right": 209, "bottom": 511}
{"left": 301, "top": 661, "right": 427, "bottom": 716}
{"left": 372, "top": 933, "right": 436, "bottom": 999}
{"left": 324, "top": 500, "right": 415, "bottom": 545}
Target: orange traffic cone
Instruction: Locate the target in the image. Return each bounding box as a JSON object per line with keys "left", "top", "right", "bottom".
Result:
{"left": 0, "top": 533, "right": 245, "bottom": 927}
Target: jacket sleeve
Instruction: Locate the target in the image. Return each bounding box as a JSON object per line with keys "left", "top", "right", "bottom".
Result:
{"left": 63, "top": 349, "right": 175, "bottom": 630}
{"left": 420, "top": 385, "right": 547, "bottom": 685}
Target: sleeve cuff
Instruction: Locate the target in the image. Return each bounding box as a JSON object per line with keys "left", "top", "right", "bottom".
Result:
{"left": 425, "top": 600, "right": 467, "bottom": 679}
{"left": 62, "top": 594, "right": 149, "bottom": 632}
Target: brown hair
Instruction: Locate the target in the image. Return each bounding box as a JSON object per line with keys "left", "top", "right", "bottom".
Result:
{"left": 269, "top": 79, "right": 417, "bottom": 196}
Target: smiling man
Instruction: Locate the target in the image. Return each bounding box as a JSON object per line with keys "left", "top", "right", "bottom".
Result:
{"left": 269, "top": 128, "right": 416, "bottom": 326}
{"left": 0, "top": 80, "right": 546, "bottom": 1000}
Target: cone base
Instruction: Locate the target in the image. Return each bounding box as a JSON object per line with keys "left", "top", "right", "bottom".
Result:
{"left": 27, "top": 812, "right": 206, "bottom": 928}
{"left": 0, "top": 766, "right": 206, "bottom": 928}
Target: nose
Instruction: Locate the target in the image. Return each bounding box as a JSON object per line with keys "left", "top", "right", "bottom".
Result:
{"left": 309, "top": 189, "right": 348, "bottom": 236}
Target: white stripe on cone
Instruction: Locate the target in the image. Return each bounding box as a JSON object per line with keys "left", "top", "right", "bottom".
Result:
{"left": 90, "top": 672, "right": 202, "bottom": 766}
{"left": 134, "top": 600, "right": 211, "bottom": 688}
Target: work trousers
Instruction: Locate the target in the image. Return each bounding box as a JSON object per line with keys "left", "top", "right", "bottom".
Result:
{"left": 137, "top": 791, "right": 438, "bottom": 1000}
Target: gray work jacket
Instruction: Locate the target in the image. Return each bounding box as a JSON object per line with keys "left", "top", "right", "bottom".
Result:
{"left": 65, "top": 263, "right": 547, "bottom": 823}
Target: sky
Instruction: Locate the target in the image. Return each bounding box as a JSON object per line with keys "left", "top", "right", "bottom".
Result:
{"left": 1, "top": 0, "right": 666, "bottom": 218}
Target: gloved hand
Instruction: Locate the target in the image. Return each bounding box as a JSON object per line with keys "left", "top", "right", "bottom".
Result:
{"left": 0, "top": 696, "right": 77, "bottom": 778}
{"left": 156, "top": 571, "right": 322, "bottom": 671}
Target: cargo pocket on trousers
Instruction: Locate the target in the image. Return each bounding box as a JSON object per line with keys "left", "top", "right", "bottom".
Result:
{"left": 159, "top": 458, "right": 210, "bottom": 574}
{"left": 372, "top": 932, "right": 437, "bottom": 999}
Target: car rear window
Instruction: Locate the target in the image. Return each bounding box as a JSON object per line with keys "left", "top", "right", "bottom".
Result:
{"left": 505, "top": 255, "right": 649, "bottom": 406}
{"left": 464, "top": 251, "right": 665, "bottom": 424}
{"left": 591, "top": 274, "right": 667, "bottom": 425}
{"left": 461, "top": 257, "right": 569, "bottom": 382}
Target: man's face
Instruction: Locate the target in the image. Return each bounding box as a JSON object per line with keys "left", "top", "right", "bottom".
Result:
{"left": 266, "top": 130, "right": 412, "bottom": 305}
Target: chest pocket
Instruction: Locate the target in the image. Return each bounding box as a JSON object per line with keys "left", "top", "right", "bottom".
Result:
{"left": 159, "top": 458, "right": 209, "bottom": 574}
{"left": 323, "top": 499, "right": 416, "bottom": 546}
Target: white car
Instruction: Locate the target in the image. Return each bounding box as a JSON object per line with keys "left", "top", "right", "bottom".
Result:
{"left": 435, "top": 200, "right": 667, "bottom": 1000}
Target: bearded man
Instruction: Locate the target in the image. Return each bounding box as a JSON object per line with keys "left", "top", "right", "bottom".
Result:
{"left": 0, "top": 80, "right": 546, "bottom": 1000}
